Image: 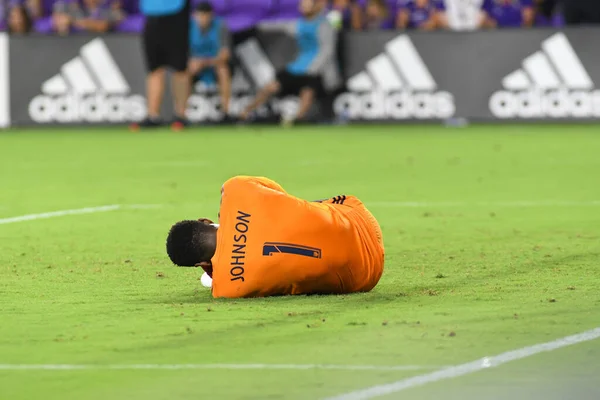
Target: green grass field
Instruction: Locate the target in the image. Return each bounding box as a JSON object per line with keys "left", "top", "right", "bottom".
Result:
{"left": 1, "top": 124, "right": 599, "bottom": 400}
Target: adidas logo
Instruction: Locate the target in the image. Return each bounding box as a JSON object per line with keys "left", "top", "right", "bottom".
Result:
{"left": 490, "top": 33, "right": 600, "bottom": 119}
{"left": 334, "top": 35, "right": 455, "bottom": 120}
{"left": 29, "top": 38, "right": 146, "bottom": 123}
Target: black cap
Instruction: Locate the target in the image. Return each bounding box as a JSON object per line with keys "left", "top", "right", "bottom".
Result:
{"left": 196, "top": 2, "right": 214, "bottom": 12}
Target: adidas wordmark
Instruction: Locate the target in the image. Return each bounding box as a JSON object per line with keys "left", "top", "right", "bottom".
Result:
{"left": 490, "top": 33, "right": 600, "bottom": 119}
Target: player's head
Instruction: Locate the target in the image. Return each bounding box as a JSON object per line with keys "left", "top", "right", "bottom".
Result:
{"left": 299, "top": 0, "right": 326, "bottom": 17}
{"left": 166, "top": 220, "right": 217, "bottom": 267}
{"left": 195, "top": 2, "right": 214, "bottom": 29}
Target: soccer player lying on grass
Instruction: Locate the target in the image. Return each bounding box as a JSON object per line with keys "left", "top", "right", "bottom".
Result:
{"left": 166, "top": 176, "right": 385, "bottom": 298}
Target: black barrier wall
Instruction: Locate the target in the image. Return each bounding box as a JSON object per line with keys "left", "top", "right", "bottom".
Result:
{"left": 3, "top": 28, "right": 600, "bottom": 126}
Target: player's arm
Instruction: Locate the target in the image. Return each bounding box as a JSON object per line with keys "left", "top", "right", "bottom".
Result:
{"left": 305, "top": 21, "right": 336, "bottom": 74}
{"left": 212, "top": 23, "right": 231, "bottom": 66}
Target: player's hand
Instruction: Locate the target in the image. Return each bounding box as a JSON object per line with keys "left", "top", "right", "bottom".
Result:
{"left": 195, "top": 262, "right": 213, "bottom": 277}
{"left": 197, "top": 218, "right": 214, "bottom": 225}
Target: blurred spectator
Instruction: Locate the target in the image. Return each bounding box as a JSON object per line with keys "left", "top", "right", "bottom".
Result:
{"left": 52, "top": 0, "right": 125, "bottom": 35}
{"left": 437, "top": 0, "right": 491, "bottom": 30}
{"left": 563, "top": 0, "right": 600, "bottom": 25}
{"left": 396, "top": 0, "right": 440, "bottom": 30}
{"left": 485, "top": 0, "right": 534, "bottom": 28}
{"left": 24, "top": 0, "right": 42, "bottom": 18}
{"left": 52, "top": 0, "right": 77, "bottom": 35}
{"left": 8, "top": 3, "right": 33, "bottom": 34}
{"left": 330, "top": 0, "right": 363, "bottom": 30}
{"left": 364, "top": 0, "right": 392, "bottom": 29}
{"left": 241, "top": 0, "right": 336, "bottom": 125}
{"left": 532, "top": 0, "right": 560, "bottom": 26}
{"left": 188, "top": 2, "right": 232, "bottom": 117}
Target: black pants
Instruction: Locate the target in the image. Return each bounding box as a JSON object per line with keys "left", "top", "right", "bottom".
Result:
{"left": 563, "top": 0, "right": 600, "bottom": 25}
{"left": 143, "top": 0, "right": 191, "bottom": 72}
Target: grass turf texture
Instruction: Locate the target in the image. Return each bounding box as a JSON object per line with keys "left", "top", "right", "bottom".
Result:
{"left": 0, "top": 124, "right": 599, "bottom": 400}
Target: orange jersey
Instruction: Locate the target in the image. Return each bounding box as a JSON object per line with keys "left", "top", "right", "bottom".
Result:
{"left": 210, "top": 176, "right": 384, "bottom": 298}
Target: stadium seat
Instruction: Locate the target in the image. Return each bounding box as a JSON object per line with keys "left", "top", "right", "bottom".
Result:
{"left": 225, "top": 0, "right": 275, "bottom": 31}
{"left": 115, "top": 14, "right": 145, "bottom": 32}
{"left": 264, "top": 0, "right": 300, "bottom": 21}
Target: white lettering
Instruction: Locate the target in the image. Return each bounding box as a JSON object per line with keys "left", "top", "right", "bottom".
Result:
{"left": 333, "top": 91, "right": 456, "bottom": 120}
{"left": 489, "top": 90, "right": 600, "bottom": 119}
{"left": 28, "top": 95, "right": 146, "bottom": 123}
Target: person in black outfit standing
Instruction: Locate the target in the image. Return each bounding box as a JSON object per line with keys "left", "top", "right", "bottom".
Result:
{"left": 135, "top": 0, "right": 191, "bottom": 130}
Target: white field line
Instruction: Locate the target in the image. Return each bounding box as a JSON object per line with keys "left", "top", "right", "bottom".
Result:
{"left": 0, "top": 364, "right": 442, "bottom": 372}
{"left": 325, "top": 327, "right": 600, "bottom": 400}
{"left": 0, "top": 204, "right": 162, "bottom": 225}
{"left": 368, "top": 200, "right": 600, "bottom": 208}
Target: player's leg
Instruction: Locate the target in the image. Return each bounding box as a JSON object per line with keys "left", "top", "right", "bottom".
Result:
{"left": 138, "top": 17, "right": 166, "bottom": 128}
{"left": 147, "top": 67, "right": 166, "bottom": 120}
{"left": 239, "top": 75, "right": 282, "bottom": 120}
{"left": 171, "top": 70, "right": 190, "bottom": 123}
{"left": 188, "top": 58, "right": 209, "bottom": 77}
{"left": 169, "top": 40, "right": 191, "bottom": 126}
{"left": 293, "top": 87, "right": 315, "bottom": 121}
{"left": 283, "top": 75, "right": 319, "bottom": 125}
{"left": 166, "top": 3, "right": 191, "bottom": 128}
{"left": 215, "top": 61, "right": 232, "bottom": 116}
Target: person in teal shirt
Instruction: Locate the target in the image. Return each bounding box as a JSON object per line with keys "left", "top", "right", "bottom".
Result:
{"left": 188, "top": 2, "right": 232, "bottom": 117}
{"left": 240, "top": 0, "right": 335, "bottom": 126}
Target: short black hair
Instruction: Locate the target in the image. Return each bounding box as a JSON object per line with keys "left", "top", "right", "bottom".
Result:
{"left": 196, "top": 2, "right": 214, "bottom": 13}
{"left": 166, "top": 220, "right": 216, "bottom": 267}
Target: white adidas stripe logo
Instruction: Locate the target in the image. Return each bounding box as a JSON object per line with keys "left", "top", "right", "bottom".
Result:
{"left": 346, "top": 35, "right": 437, "bottom": 92}
{"left": 502, "top": 32, "right": 593, "bottom": 91}
{"left": 41, "top": 38, "right": 130, "bottom": 96}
